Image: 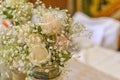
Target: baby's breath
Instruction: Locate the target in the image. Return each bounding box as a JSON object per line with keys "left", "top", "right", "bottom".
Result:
{"left": 0, "top": 0, "right": 84, "bottom": 79}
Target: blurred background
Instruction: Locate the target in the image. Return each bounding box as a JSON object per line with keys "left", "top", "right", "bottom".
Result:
{"left": 29, "top": 0, "right": 120, "bottom": 51}
{"left": 29, "top": 0, "right": 120, "bottom": 19}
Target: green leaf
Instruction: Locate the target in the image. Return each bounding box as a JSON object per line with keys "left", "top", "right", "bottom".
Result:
{"left": 14, "top": 21, "right": 20, "bottom": 25}
{"left": 3, "top": 11, "right": 13, "bottom": 19}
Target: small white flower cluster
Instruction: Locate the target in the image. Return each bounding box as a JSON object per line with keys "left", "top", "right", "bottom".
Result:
{"left": 0, "top": 0, "right": 88, "bottom": 79}
{"left": 0, "top": 1, "right": 33, "bottom": 24}
{"left": 0, "top": 1, "right": 73, "bottom": 76}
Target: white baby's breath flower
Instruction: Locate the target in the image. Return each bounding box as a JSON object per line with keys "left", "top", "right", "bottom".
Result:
{"left": 5, "top": 0, "right": 26, "bottom": 6}
{"left": 10, "top": 38, "right": 15, "bottom": 43}
{"left": 60, "top": 62, "right": 63, "bottom": 65}
{"left": 64, "top": 51, "right": 68, "bottom": 54}
{"left": 52, "top": 57, "right": 55, "bottom": 60}
{"left": 23, "top": 45, "right": 27, "bottom": 49}
{"left": 0, "top": 1, "right": 72, "bottom": 75}
{"left": 24, "top": 33, "right": 28, "bottom": 36}
{"left": 48, "top": 61, "right": 52, "bottom": 65}
{"left": 10, "top": 49, "right": 13, "bottom": 52}
{"left": 45, "top": 69, "right": 49, "bottom": 73}
{"left": 59, "top": 54, "right": 62, "bottom": 58}
{"left": 2, "top": 36, "right": 5, "bottom": 39}
{"left": 1, "top": 32, "right": 4, "bottom": 35}
{"left": 49, "top": 46, "right": 53, "bottom": 49}
{"left": 60, "top": 58, "right": 65, "bottom": 62}
{"left": 11, "top": 53, "right": 14, "bottom": 57}
{"left": 15, "top": 50, "right": 18, "bottom": 53}
{"left": 22, "top": 55, "right": 26, "bottom": 60}
{"left": 18, "top": 60, "right": 25, "bottom": 67}
{"left": 3, "top": 41, "right": 6, "bottom": 44}
{"left": 18, "top": 47, "right": 22, "bottom": 51}
{"left": 17, "top": 39, "right": 22, "bottom": 43}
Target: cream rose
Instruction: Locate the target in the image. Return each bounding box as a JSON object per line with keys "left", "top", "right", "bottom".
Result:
{"left": 27, "top": 33, "right": 42, "bottom": 46}
{"left": 29, "top": 45, "right": 50, "bottom": 64}
{"left": 41, "top": 12, "right": 62, "bottom": 35}
{"left": 5, "top": 0, "right": 26, "bottom": 6}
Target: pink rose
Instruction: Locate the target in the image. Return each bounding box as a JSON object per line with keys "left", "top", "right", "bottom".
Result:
{"left": 41, "top": 12, "right": 62, "bottom": 35}
{"left": 56, "top": 35, "right": 69, "bottom": 50}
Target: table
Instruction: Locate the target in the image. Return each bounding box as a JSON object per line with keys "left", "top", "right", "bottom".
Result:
{"left": 57, "top": 58, "right": 119, "bottom": 80}
{"left": 73, "top": 46, "right": 120, "bottom": 80}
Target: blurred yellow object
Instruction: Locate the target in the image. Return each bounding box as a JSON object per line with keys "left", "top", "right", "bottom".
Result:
{"left": 90, "top": 0, "right": 120, "bottom": 17}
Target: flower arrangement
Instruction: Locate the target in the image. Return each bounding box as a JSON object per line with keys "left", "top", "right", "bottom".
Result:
{"left": 0, "top": 0, "right": 86, "bottom": 80}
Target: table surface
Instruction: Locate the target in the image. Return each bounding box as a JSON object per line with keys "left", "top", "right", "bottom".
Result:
{"left": 56, "top": 58, "right": 119, "bottom": 80}
{"left": 83, "top": 46, "right": 120, "bottom": 79}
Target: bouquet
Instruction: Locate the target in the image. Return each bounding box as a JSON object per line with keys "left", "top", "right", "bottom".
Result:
{"left": 0, "top": 0, "right": 84, "bottom": 80}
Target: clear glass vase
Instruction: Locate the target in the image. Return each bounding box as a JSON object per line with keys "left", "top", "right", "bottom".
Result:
{"left": 29, "top": 64, "right": 61, "bottom": 80}
{"left": 12, "top": 70, "right": 27, "bottom": 80}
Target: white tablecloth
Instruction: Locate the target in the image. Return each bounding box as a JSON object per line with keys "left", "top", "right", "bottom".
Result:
{"left": 57, "top": 58, "right": 119, "bottom": 80}
{"left": 73, "top": 46, "right": 120, "bottom": 80}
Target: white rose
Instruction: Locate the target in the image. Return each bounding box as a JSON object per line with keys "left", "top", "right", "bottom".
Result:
{"left": 41, "top": 12, "right": 62, "bottom": 35}
{"left": 29, "top": 45, "right": 50, "bottom": 65}
{"left": 5, "top": 0, "right": 26, "bottom": 6}
{"left": 27, "top": 34, "right": 42, "bottom": 46}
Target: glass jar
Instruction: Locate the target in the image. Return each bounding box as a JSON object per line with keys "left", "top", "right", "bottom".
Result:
{"left": 29, "top": 64, "right": 61, "bottom": 80}
{"left": 12, "top": 69, "right": 27, "bottom": 80}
